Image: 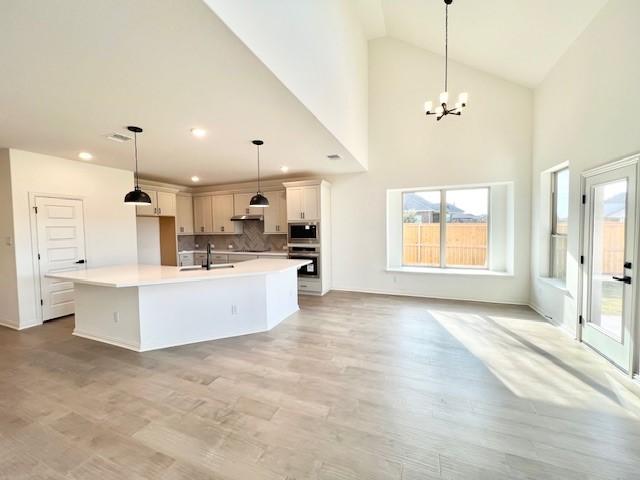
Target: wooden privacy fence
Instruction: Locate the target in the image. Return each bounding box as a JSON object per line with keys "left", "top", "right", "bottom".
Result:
{"left": 402, "top": 221, "right": 625, "bottom": 272}
{"left": 403, "top": 223, "right": 487, "bottom": 267}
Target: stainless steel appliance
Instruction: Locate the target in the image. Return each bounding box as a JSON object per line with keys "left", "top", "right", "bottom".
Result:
{"left": 288, "top": 245, "right": 320, "bottom": 279}
{"left": 288, "top": 222, "right": 319, "bottom": 244}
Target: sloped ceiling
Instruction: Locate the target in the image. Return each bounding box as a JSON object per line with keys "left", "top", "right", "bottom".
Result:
{"left": 354, "top": 0, "right": 609, "bottom": 87}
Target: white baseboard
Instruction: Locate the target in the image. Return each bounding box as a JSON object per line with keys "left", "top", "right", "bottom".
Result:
{"left": 73, "top": 330, "right": 141, "bottom": 352}
{"left": 0, "top": 319, "right": 42, "bottom": 330}
{"left": 330, "top": 287, "right": 529, "bottom": 306}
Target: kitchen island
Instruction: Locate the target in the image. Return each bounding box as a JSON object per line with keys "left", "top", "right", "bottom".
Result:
{"left": 46, "top": 259, "right": 310, "bottom": 351}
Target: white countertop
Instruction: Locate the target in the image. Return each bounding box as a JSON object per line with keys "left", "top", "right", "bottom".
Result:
{"left": 46, "top": 259, "right": 311, "bottom": 288}
{"left": 179, "top": 250, "right": 288, "bottom": 256}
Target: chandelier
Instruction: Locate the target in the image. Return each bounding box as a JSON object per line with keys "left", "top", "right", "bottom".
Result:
{"left": 424, "top": 0, "right": 468, "bottom": 121}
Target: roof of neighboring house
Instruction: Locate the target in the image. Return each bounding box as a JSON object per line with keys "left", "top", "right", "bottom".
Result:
{"left": 403, "top": 192, "right": 463, "bottom": 213}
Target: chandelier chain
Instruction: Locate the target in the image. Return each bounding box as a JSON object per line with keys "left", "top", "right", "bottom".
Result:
{"left": 445, "top": 3, "right": 448, "bottom": 93}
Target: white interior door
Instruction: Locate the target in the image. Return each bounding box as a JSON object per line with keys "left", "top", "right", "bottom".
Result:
{"left": 581, "top": 162, "right": 637, "bottom": 372}
{"left": 35, "top": 196, "right": 87, "bottom": 321}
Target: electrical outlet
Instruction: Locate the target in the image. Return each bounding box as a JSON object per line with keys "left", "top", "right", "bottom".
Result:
{"left": 393, "top": 275, "right": 398, "bottom": 284}
{"left": 113, "top": 312, "right": 119, "bottom": 323}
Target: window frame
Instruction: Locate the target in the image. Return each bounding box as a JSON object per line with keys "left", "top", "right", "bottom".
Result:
{"left": 401, "top": 186, "right": 491, "bottom": 270}
{"left": 550, "top": 167, "right": 569, "bottom": 280}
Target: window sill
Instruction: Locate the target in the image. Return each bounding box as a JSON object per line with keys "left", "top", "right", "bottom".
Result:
{"left": 386, "top": 266, "right": 513, "bottom": 277}
{"left": 536, "top": 276, "right": 569, "bottom": 293}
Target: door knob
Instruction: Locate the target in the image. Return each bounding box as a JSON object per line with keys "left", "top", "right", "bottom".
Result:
{"left": 612, "top": 275, "right": 631, "bottom": 284}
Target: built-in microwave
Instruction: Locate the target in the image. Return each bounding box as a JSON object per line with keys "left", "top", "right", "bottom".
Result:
{"left": 288, "top": 222, "right": 319, "bottom": 244}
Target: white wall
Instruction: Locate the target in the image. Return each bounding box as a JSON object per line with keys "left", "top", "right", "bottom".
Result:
{"left": 136, "top": 217, "right": 161, "bottom": 265}
{"left": 7, "top": 149, "right": 138, "bottom": 328}
{"left": 530, "top": 0, "right": 640, "bottom": 335}
{"left": 203, "top": 0, "right": 369, "bottom": 168}
{"left": 330, "top": 38, "right": 533, "bottom": 304}
{"left": 0, "top": 151, "right": 20, "bottom": 328}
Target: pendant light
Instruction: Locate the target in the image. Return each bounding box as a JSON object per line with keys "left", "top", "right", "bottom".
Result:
{"left": 423, "top": 0, "right": 468, "bottom": 121}
{"left": 249, "top": 139, "right": 269, "bottom": 208}
{"left": 123, "top": 126, "right": 152, "bottom": 205}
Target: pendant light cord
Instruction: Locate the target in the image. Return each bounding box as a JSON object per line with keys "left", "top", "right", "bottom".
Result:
{"left": 444, "top": 3, "right": 449, "bottom": 93}
{"left": 256, "top": 144, "right": 261, "bottom": 193}
{"left": 134, "top": 132, "right": 139, "bottom": 189}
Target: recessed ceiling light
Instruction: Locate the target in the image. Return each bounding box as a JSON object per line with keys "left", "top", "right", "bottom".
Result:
{"left": 78, "top": 152, "right": 93, "bottom": 160}
{"left": 280, "top": 166, "right": 289, "bottom": 173}
{"left": 191, "top": 176, "right": 200, "bottom": 182}
{"left": 190, "top": 128, "right": 207, "bottom": 138}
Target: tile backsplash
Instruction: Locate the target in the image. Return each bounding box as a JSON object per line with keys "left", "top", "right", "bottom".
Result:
{"left": 178, "top": 220, "right": 287, "bottom": 252}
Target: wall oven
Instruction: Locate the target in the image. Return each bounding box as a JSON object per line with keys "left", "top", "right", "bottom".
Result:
{"left": 288, "top": 246, "right": 320, "bottom": 279}
{"left": 288, "top": 222, "right": 319, "bottom": 244}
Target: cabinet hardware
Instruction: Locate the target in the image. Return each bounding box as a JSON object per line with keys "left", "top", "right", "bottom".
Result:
{"left": 180, "top": 227, "right": 184, "bottom": 233}
{"left": 221, "top": 226, "right": 225, "bottom": 232}
{"left": 158, "top": 208, "right": 161, "bottom": 215}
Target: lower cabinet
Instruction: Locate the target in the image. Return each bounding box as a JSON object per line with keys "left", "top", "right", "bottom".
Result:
{"left": 194, "top": 253, "right": 208, "bottom": 266}
{"left": 298, "top": 278, "right": 321, "bottom": 294}
{"left": 229, "top": 254, "right": 258, "bottom": 262}
{"left": 178, "top": 253, "right": 194, "bottom": 266}
{"left": 212, "top": 254, "right": 228, "bottom": 264}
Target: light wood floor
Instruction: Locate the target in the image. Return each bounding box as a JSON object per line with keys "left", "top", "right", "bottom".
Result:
{"left": 2, "top": 291, "right": 640, "bottom": 479}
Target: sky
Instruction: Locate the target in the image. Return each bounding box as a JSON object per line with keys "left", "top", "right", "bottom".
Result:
{"left": 418, "top": 188, "right": 488, "bottom": 215}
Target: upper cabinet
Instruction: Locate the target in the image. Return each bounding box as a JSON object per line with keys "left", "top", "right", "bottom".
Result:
{"left": 263, "top": 190, "right": 287, "bottom": 234}
{"left": 212, "top": 194, "right": 242, "bottom": 234}
{"left": 286, "top": 185, "right": 319, "bottom": 221}
{"left": 193, "top": 195, "right": 213, "bottom": 233}
{"left": 234, "top": 193, "right": 264, "bottom": 216}
{"left": 193, "top": 194, "right": 242, "bottom": 234}
{"left": 175, "top": 194, "right": 194, "bottom": 234}
{"left": 136, "top": 188, "right": 176, "bottom": 217}
{"left": 156, "top": 191, "right": 176, "bottom": 217}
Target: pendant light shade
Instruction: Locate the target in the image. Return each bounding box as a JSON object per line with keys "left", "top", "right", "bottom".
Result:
{"left": 250, "top": 192, "right": 269, "bottom": 207}
{"left": 124, "top": 126, "right": 152, "bottom": 205}
{"left": 124, "top": 187, "right": 152, "bottom": 205}
{"left": 249, "top": 139, "right": 269, "bottom": 208}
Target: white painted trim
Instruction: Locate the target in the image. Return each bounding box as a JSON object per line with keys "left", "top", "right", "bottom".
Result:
{"left": 386, "top": 266, "right": 512, "bottom": 277}
{"left": 0, "top": 319, "right": 42, "bottom": 330}
{"left": 73, "top": 330, "right": 141, "bottom": 352}
{"left": 331, "top": 287, "right": 528, "bottom": 306}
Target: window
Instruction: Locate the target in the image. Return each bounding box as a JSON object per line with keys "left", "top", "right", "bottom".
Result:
{"left": 402, "top": 187, "right": 489, "bottom": 269}
{"left": 550, "top": 168, "right": 569, "bottom": 281}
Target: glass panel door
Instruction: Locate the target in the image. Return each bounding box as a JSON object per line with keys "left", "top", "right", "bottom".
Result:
{"left": 581, "top": 163, "right": 637, "bottom": 372}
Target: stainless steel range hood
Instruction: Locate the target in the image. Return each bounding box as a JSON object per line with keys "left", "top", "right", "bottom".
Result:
{"left": 230, "top": 214, "right": 264, "bottom": 221}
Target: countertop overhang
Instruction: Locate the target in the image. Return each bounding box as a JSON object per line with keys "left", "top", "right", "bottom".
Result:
{"left": 46, "top": 259, "right": 311, "bottom": 288}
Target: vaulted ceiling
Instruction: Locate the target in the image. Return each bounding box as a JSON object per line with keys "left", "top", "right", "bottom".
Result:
{"left": 353, "top": 0, "right": 608, "bottom": 87}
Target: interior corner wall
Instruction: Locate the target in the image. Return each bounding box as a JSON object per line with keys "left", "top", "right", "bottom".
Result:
{"left": 0, "top": 150, "right": 20, "bottom": 328}
{"left": 202, "top": 0, "right": 369, "bottom": 168}
{"left": 8, "top": 149, "right": 139, "bottom": 328}
{"left": 330, "top": 38, "right": 533, "bottom": 304}
{"left": 530, "top": 0, "right": 640, "bottom": 336}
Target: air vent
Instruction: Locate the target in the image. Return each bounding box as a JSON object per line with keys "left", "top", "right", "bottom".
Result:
{"left": 106, "top": 133, "right": 132, "bottom": 143}
{"left": 327, "top": 154, "right": 342, "bottom": 160}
